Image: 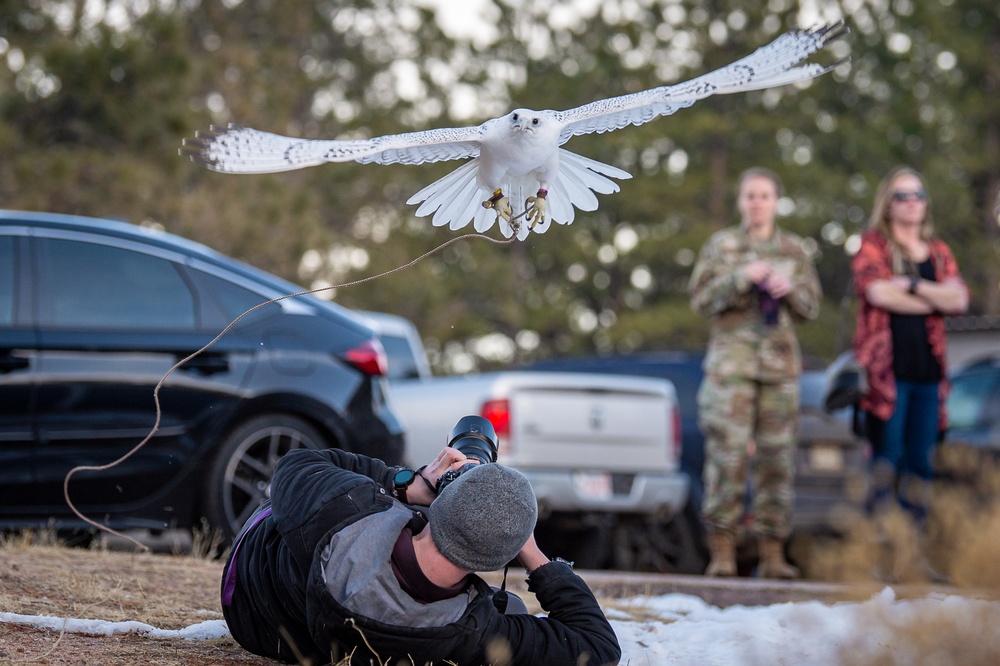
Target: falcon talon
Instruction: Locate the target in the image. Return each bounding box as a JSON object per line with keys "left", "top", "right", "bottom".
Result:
{"left": 482, "top": 188, "right": 505, "bottom": 209}
{"left": 525, "top": 188, "right": 548, "bottom": 229}
{"left": 481, "top": 189, "right": 512, "bottom": 221}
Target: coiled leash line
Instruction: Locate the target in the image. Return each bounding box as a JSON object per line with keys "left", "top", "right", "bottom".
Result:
{"left": 63, "top": 227, "right": 523, "bottom": 551}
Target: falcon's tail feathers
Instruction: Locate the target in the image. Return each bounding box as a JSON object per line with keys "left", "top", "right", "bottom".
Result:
{"left": 407, "top": 158, "right": 495, "bottom": 233}
{"left": 405, "top": 150, "right": 631, "bottom": 240}
{"left": 554, "top": 149, "right": 632, "bottom": 217}
{"left": 557, "top": 169, "right": 601, "bottom": 212}
{"left": 547, "top": 182, "right": 576, "bottom": 227}
{"left": 560, "top": 150, "right": 633, "bottom": 183}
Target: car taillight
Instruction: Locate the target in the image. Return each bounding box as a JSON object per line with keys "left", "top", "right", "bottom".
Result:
{"left": 480, "top": 399, "right": 510, "bottom": 455}
{"left": 671, "top": 405, "right": 682, "bottom": 463}
{"left": 344, "top": 339, "right": 387, "bottom": 376}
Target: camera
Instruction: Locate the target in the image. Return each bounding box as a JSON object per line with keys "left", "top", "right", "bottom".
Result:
{"left": 435, "top": 415, "right": 499, "bottom": 492}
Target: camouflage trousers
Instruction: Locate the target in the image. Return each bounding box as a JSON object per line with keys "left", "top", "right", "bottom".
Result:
{"left": 697, "top": 374, "right": 799, "bottom": 539}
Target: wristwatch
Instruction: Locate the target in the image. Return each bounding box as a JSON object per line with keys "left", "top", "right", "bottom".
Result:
{"left": 392, "top": 467, "right": 417, "bottom": 503}
{"left": 909, "top": 275, "right": 919, "bottom": 294}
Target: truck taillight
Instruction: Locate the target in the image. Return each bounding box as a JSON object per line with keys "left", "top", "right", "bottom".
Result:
{"left": 344, "top": 339, "right": 388, "bottom": 376}
{"left": 671, "top": 406, "right": 682, "bottom": 463}
{"left": 480, "top": 399, "right": 510, "bottom": 455}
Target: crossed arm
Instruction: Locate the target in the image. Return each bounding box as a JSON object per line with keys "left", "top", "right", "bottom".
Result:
{"left": 865, "top": 275, "right": 968, "bottom": 315}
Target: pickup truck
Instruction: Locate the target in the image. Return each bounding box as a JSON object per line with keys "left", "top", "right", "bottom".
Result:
{"left": 525, "top": 351, "right": 869, "bottom": 576}
{"left": 362, "top": 312, "right": 701, "bottom": 572}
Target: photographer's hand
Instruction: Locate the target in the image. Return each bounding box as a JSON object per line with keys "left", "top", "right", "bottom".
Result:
{"left": 517, "top": 533, "right": 549, "bottom": 573}
{"left": 408, "top": 448, "right": 477, "bottom": 506}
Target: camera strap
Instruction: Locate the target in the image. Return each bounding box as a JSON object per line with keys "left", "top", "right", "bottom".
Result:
{"left": 492, "top": 564, "right": 510, "bottom": 614}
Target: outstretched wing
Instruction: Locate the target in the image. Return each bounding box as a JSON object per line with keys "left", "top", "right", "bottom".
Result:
{"left": 554, "top": 22, "right": 847, "bottom": 145}
{"left": 181, "top": 123, "right": 486, "bottom": 174}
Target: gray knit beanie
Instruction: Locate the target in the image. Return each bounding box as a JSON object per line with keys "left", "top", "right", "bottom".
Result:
{"left": 429, "top": 464, "right": 538, "bottom": 572}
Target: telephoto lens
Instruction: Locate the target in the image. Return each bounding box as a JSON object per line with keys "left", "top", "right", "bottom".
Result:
{"left": 435, "top": 415, "right": 500, "bottom": 492}
{"left": 447, "top": 415, "right": 499, "bottom": 465}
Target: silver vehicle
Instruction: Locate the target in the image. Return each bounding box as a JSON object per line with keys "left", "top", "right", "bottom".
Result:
{"left": 365, "top": 312, "right": 698, "bottom": 571}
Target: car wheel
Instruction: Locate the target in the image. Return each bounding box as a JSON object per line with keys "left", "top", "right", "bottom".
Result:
{"left": 203, "top": 414, "right": 327, "bottom": 542}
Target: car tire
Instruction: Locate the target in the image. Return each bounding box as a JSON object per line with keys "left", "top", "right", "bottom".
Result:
{"left": 202, "top": 414, "right": 328, "bottom": 542}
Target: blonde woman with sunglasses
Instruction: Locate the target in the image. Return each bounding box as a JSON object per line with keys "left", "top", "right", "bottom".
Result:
{"left": 851, "top": 166, "right": 969, "bottom": 580}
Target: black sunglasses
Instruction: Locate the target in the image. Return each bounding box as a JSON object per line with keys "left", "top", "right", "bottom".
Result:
{"left": 891, "top": 190, "right": 928, "bottom": 202}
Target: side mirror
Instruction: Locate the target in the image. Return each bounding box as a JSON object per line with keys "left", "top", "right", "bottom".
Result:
{"left": 823, "top": 353, "right": 867, "bottom": 413}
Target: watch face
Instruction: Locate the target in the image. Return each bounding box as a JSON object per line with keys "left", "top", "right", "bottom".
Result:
{"left": 394, "top": 468, "right": 416, "bottom": 487}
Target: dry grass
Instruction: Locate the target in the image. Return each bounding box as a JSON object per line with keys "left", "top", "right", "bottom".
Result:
{"left": 0, "top": 535, "right": 219, "bottom": 627}
{"left": 0, "top": 534, "right": 267, "bottom": 666}
{"left": 4, "top": 458, "right": 1000, "bottom": 666}
{"left": 790, "top": 455, "right": 1000, "bottom": 590}
{"left": 834, "top": 590, "right": 1000, "bottom": 665}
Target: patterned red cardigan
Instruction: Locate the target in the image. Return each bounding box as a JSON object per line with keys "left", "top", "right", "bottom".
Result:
{"left": 851, "top": 228, "right": 966, "bottom": 429}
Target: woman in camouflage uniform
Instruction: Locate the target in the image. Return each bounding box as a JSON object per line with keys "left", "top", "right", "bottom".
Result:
{"left": 689, "top": 167, "right": 821, "bottom": 578}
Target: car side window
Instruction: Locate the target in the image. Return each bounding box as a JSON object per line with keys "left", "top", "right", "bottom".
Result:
{"left": 194, "top": 270, "right": 269, "bottom": 321}
{"left": 0, "top": 236, "right": 13, "bottom": 325}
{"left": 37, "top": 238, "right": 196, "bottom": 330}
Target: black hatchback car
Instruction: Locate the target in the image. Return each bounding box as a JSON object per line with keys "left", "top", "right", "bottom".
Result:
{"left": 0, "top": 210, "right": 403, "bottom": 540}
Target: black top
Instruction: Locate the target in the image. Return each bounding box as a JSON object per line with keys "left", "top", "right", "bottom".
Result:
{"left": 890, "top": 258, "right": 941, "bottom": 383}
{"left": 391, "top": 527, "right": 468, "bottom": 604}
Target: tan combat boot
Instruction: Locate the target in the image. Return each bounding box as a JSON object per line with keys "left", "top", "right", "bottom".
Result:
{"left": 704, "top": 532, "right": 737, "bottom": 576}
{"left": 758, "top": 537, "right": 800, "bottom": 579}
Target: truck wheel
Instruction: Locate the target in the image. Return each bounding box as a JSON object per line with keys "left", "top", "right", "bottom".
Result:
{"left": 534, "top": 516, "right": 613, "bottom": 569}
{"left": 613, "top": 504, "right": 709, "bottom": 574}
{"left": 202, "top": 414, "right": 327, "bottom": 543}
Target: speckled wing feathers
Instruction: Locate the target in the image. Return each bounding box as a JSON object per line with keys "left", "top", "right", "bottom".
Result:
{"left": 183, "top": 124, "right": 484, "bottom": 174}
{"left": 554, "top": 22, "right": 846, "bottom": 145}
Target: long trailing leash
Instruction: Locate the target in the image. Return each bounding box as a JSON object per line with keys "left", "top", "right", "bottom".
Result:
{"left": 62, "top": 221, "right": 525, "bottom": 552}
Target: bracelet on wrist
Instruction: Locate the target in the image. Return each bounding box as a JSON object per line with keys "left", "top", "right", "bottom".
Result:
{"left": 908, "top": 275, "right": 919, "bottom": 294}
{"left": 415, "top": 465, "right": 438, "bottom": 496}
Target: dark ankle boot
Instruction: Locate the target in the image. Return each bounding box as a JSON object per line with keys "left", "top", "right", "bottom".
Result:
{"left": 864, "top": 459, "right": 897, "bottom": 516}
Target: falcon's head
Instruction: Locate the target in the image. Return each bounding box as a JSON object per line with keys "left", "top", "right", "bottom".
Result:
{"left": 508, "top": 109, "right": 544, "bottom": 134}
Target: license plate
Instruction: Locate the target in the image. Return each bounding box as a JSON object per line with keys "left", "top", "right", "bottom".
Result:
{"left": 809, "top": 444, "right": 844, "bottom": 473}
{"left": 573, "top": 471, "right": 613, "bottom": 500}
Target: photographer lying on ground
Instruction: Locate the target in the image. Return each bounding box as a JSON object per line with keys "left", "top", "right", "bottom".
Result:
{"left": 220, "top": 415, "right": 621, "bottom": 666}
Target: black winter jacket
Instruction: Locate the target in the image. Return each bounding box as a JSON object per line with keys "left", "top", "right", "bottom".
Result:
{"left": 221, "top": 448, "right": 621, "bottom": 666}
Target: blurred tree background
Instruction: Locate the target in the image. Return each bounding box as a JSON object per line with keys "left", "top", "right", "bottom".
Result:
{"left": 1, "top": 0, "right": 997, "bottom": 373}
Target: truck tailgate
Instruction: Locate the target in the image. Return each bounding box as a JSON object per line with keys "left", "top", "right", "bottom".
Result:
{"left": 507, "top": 386, "right": 672, "bottom": 472}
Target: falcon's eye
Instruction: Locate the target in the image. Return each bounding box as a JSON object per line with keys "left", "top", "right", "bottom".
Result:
{"left": 532, "top": 118, "right": 539, "bottom": 125}
{"left": 512, "top": 113, "right": 519, "bottom": 121}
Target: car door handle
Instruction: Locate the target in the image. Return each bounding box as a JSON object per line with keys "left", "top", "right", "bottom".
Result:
{"left": 0, "top": 351, "right": 30, "bottom": 374}
{"left": 177, "top": 353, "right": 230, "bottom": 376}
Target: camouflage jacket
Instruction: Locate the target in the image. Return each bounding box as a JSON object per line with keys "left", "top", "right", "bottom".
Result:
{"left": 689, "top": 225, "right": 821, "bottom": 382}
